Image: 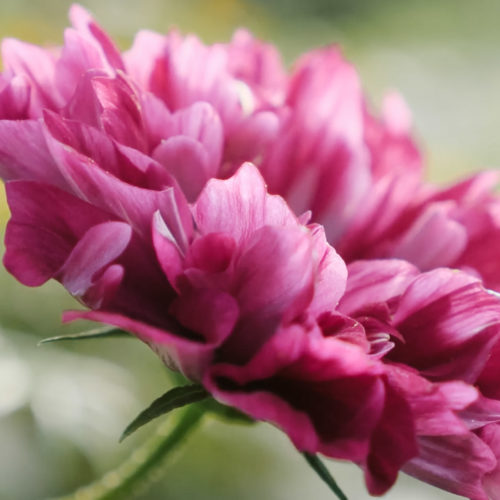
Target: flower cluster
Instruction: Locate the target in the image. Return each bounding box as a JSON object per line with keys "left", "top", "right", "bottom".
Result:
{"left": 2, "top": 5, "right": 500, "bottom": 499}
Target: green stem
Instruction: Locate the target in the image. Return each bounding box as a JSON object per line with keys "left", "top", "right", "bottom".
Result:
{"left": 303, "top": 453, "right": 348, "bottom": 500}
{"left": 55, "top": 404, "right": 205, "bottom": 500}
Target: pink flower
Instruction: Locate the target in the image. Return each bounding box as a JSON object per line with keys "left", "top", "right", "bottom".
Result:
{"left": 60, "top": 163, "right": 347, "bottom": 376}
{"left": 2, "top": 154, "right": 417, "bottom": 493}
{"left": 339, "top": 260, "right": 500, "bottom": 499}
{"left": 3, "top": 6, "right": 500, "bottom": 499}
{"left": 2, "top": 5, "right": 500, "bottom": 289}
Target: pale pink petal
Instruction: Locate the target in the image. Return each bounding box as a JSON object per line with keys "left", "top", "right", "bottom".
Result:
{"left": 391, "top": 202, "right": 468, "bottom": 270}
{"left": 56, "top": 221, "right": 131, "bottom": 298}
{"left": 193, "top": 162, "right": 298, "bottom": 243}
{"left": 339, "top": 259, "right": 419, "bottom": 316}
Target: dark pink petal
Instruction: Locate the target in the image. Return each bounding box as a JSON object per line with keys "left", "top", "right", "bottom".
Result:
{"left": 318, "top": 311, "right": 370, "bottom": 352}
{"left": 364, "top": 380, "right": 416, "bottom": 495}
{"left": 478, "top": 424, "right": 500, "bottom": 498}
{"left": 0, "top": 120, "right": 66, "bottom": 188}
{"left": 385, "top": 364, "right": 477, "bottom": 436}
{"left": 477, "top": 336, "right": 500, "bottom": 400}
{"left": 223, "top": 225, "right": 315, "bottom": 362}
{"left": 63, "top": 310, "right": 215, "bottom": 381}
{"left": 4, "top": 181, "right": 112, "bottom": 286}
{"left": 169, "top": 288, "right": 239, "bottom": 345}
{"left": 207, "top": 325, "right": 388, "bottom": 462}
{"left": 82, "top": 263, "right": 124, "bottom": 310}
{"left": 456, "top": 201, "right": 500, "bottom": 291}
{"left": 0, "top": 74, "right": 30, "bottom": 119}
{"left": 404, "top": 434, "right": 496, "bottom": 500}
{"left": 187, "top": 233, "right": 236, "bottom": 273}
{"left": 90, "top": 74, "right": 147, "bottom": 150}
{"left": 43, "top": 128, "right": 191, "bottom": 239}
{"left": 337, "top": 171, "right": 424, "bottom": 261}
{"left": 64, "top": 72, "right": 147, "bottom": 151}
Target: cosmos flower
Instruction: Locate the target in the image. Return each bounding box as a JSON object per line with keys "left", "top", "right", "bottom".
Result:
{"left": 2, "top": 6, "right": 500, "bottom": 499}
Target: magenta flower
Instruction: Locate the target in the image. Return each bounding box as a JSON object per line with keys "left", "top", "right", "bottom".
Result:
{"left": 4, "top": 152, "right": 418, "bottom": 493}
{"left": 339, "top": 260, "right": 500, "bottom": 499}
{"left": 3, "top": 6, "right": 500, "bottom": 500}
{"left": 2, "top": 4, "right": 500, "bottom": 290}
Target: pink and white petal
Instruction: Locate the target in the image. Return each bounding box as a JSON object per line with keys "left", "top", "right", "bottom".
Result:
{"left": 307, "top": 224, "right": 347, "bottom": 314}
{"left": 225, "top": 110, "right": 280, "bottom": 163}
{"left": 153, "top": 136, "right": 210, "bottom": 201}
{"left": 460, "top": 395, "right": 500, "bottom": 430}
{"left": 339, "top": 259, "right": 419, "bottom": 316}
{"left": 1, "top": 38, "right": 61, "bottom": 114}
{"left": 391, "top": 268, "right": 500, "bottom": 382}
{"left": 68, "top": 4, "right": 124, "bottom": 71}
{"left": 193, "top": 163, "right": 297, "bottom": 243}
{"left": 165, "top": 102, "right": 223, "bottom": 172}
{"left": 123, "top": 30, "right": 167, "bottom": 90}
{"left": 55, "top": 29, "right": 111, "bottom": 103}
{"left": 391, "top": 202, "right": 468, "bottom": 270}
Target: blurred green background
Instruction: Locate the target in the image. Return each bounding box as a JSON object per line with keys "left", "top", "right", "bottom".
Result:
{"left": 1, "top": 1, "right": 498, "bottom": 499}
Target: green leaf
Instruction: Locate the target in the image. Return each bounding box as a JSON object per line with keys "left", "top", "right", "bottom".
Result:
{"left": 120, "top": 384, "right": 209, "bottom": 442}
{"left": 303, "top": 453, "right": 348, "bottom": 500}
{"left": 202, "top": 398, "right": 255, "bottom": 425}
{"left": 38, "top": 325, "right": 129, "bottom": 345}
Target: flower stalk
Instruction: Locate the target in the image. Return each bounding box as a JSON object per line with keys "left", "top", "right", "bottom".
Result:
{"left": 56, "top": 404, "right": 205, "bottom": 500}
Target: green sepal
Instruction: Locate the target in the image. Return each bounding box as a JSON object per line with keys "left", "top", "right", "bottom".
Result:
{"left": 303, "top": 453, "right": 348, "bottom": 500}
{"left": 38, "top": 326, "right": 129, "bottom": 345}
{"left": 120, "top": 384, "right": 209, "bottom": 442}
{"left": 202, "top": 398, "right": 255, "bottom": 425}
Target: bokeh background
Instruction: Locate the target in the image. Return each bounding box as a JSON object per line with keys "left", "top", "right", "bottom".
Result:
{"left": 1, "top": 1, "right": 499, "bottom": 499}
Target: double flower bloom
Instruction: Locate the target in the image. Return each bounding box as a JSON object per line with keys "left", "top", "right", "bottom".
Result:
{"left": 2, "top": 5, "right": 500, "bottom": 499}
